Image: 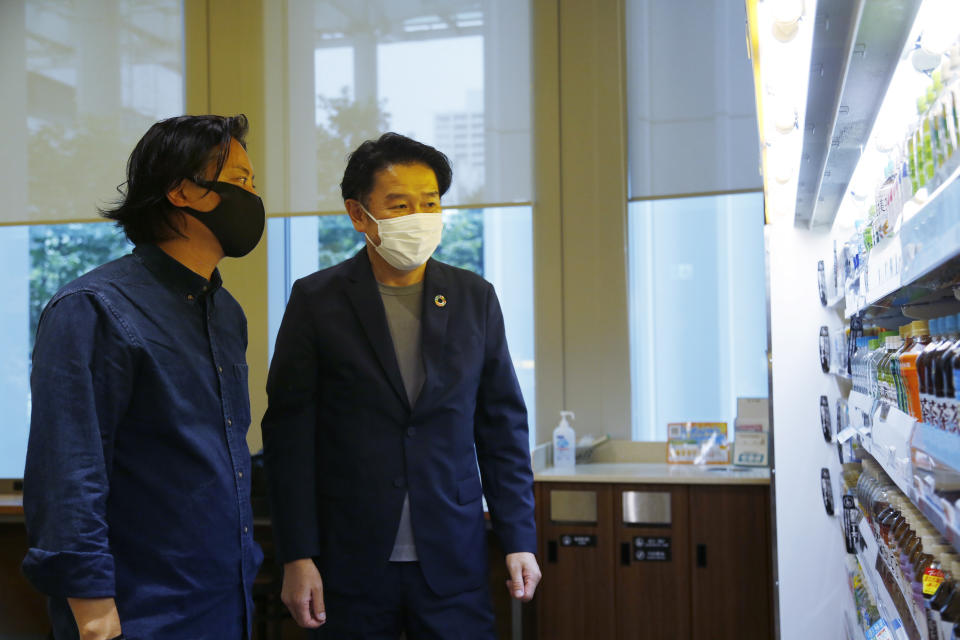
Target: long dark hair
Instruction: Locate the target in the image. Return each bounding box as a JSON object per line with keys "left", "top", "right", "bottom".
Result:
{"left": 100, "top": 114, "right": 249, "bottom": 244}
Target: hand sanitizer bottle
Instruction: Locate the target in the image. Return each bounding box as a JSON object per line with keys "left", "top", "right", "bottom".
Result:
{"left": 553, "top": 411, "right": 576, "bottom": 470}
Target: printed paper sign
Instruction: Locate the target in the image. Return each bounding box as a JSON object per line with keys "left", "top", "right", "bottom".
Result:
{"left": 734, "top": 431, "right": 768, "bottom": 466}
{"left": 666, "top": 423, "right": 730, "bottom": 464}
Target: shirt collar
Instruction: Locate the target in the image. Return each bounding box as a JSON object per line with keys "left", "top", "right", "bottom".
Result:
{"left": 133, "top": 244, "right": 223, "bottom": 303}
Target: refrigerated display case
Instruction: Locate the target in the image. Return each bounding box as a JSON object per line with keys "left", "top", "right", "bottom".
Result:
{"left": 751, "top": 0, "right": 960, "bottom": 638}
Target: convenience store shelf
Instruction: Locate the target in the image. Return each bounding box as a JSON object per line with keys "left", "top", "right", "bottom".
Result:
{"left": 855, "top": 514, "right": 915, "bottom": 640}
{"left": 915, "top": 490, "right": 960, "bottom": 555}
{"left": 844, "top": 165, "right": 960, "bottom": 319}
{"left": 856, "top": 504, "right": 958, "bottom": 640}
{"left": 797, "top": 0, "right": 922, "bottom": 228}
{"left": 849, "top": 394, "right": 960, "bottom": 555}
{"left": 911, "top": 421, "right": 960, "bottom": 480}
{"left": 909, "top": 421, "right": 960, "bottom": 553}
{"left": 900, "top": 163, "right": 960, "bottom": 286}
{"left": 831, "top": 369, "right": 854, "bottom": 383}
{"left": 849, "top": 392, "right": 917, "bottom": 498}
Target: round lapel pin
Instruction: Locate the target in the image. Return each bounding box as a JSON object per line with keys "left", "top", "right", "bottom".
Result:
{"left": 434, "top": 294, "right": 447, "bottom": 308}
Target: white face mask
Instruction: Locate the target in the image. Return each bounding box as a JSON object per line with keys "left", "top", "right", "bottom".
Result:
{"left": 361, "top": 204, "right": 443, "bottom": 271}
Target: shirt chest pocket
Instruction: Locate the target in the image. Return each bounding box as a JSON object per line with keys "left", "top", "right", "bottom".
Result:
{"left": 231, "top": 363, "right": 252, "bottom": 429}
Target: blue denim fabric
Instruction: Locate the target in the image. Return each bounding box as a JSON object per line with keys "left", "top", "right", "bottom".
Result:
{"left": 23, "top": 244, "right": 262, "bottom": 640}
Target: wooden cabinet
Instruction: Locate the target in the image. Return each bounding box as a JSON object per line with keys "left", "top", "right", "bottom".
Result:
{"left": 535, "top": 481, "right": 772, "bottom": 640}
{"left": 614, "top": 485, "right": 690, "bottom": 640}
{"left": 688, "top": 485, "right": 772, "bottom": 640}
{"left": 0, "top": 522, "right": 48, "bottom": 637}
{"left": 534, "top": 483, "right": 616, "bottom": 640}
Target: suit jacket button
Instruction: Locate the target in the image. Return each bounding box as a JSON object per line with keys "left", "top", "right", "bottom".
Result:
{"left": 393, "top": 478, "right": 406, "bottom": 489}
{"left": 406, "top": 427, "right": 416, "bottom": 437}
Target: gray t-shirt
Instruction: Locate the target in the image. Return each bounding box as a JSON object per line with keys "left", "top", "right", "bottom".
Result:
{"left": 378, "top": 280, "right": 425, "bottom": 562}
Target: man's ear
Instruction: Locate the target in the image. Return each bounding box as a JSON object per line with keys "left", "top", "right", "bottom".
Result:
{"left": 345, "top": 199, "right": 367, "bottom": 232}
{"left": 166, "top": 178, "right": 191, "bottom": 209}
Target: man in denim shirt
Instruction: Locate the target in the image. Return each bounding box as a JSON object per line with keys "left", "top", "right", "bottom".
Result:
{"left": 22, "top": 115, "right": 265, "bottom": 640}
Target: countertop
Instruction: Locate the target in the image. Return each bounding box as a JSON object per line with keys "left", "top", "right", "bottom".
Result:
{"left": 534, "top": 463, "right": 770, "bottom": 485}
{"left": 0, "top": 494, "right": 24, "bottom": 517}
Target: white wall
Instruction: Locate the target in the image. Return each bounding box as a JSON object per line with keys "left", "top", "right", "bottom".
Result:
{"left": 767, "top": 222, "right": 853, "bottom": 639}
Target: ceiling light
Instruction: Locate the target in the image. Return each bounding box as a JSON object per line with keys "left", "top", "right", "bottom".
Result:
{"left": 771, "top": 0, "right": 804, "bottom": 42}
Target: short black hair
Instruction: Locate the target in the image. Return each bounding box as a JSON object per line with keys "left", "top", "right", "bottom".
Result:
{"left": 100, "top": 114, "right": 250, "bottom": 244}
{"left": 340, "top": 132, "right": 452, "bottom": 205}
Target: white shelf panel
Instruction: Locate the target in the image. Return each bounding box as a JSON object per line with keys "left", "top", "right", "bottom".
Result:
{"left": 861, "top": 404, "right": 917, "bottom": 499}
{"left": 900, "top": 163, "right": 960, "bottom": 286}
{"left": 909, "top": 422, "right": 960, "bottom": 554}
{"left": 865, "top": 238, "right": 905, "bottom": 310}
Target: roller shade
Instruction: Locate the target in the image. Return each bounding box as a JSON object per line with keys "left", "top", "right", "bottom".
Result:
{"left": 0, "top": 0, "right": 185, "bottom": 225}
{"left": 261, "top": 0, "right": 532, "bottom": 215}
{"left": 626, "top": 0, "right": 762, "bottom": 199}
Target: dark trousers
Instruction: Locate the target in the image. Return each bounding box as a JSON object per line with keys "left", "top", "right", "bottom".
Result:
{"left": 311, "top": 562, "right": 496, "bottom": 640}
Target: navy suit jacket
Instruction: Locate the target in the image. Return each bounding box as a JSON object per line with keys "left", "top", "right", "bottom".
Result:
{"left": 262, "top": 249, "right": 536, "bottom": 596}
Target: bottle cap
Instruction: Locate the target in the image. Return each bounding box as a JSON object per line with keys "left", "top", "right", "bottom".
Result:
{"left": 911, "top": 320, "right": 930, "bottom": 336}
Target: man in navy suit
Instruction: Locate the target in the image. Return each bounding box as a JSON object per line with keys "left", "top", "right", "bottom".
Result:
{"left": 262, "top": 132, "right": 540, "bottom": 638}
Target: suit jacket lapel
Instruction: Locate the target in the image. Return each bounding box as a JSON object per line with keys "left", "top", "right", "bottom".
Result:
{"left": 344, "top": 250, "right": 410, "bottom": 409}
{"left": 417, "top": 258, "right": 450, "bottom": 409}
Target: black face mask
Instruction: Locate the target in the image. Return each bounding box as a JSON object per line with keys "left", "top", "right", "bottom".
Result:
{"left": 183, "top": 181, "right": 265, "bottom": 258}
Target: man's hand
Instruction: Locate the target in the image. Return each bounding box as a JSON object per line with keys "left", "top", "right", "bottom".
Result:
{"left": 281, "top": 558, "right": 327, "bottom": 628}
{"left": 505, "top": 552, "right": 541, "bottom": 602}
{"left": 67, "top": 597, "right": 122, "bottom": 640}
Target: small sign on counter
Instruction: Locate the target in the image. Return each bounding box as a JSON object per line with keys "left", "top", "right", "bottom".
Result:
{"left": 733, "top": 431, "right": 768, "bottom": 466}
{"left": 666, "top": 423, "right": 730, "bottom": 465}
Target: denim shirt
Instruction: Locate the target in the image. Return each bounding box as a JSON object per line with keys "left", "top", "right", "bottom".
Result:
{"left": 22, "top": 244, "right": 262, "bottom": 640}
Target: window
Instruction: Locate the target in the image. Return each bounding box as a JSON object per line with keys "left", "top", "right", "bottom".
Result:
{"left": 0, "top": 0, "right": 184, "bottom": 478}
{"left": 627, "top": 193, "right": 768, "bottom": 441}
{"left": 1, "top": 223, "right": 130, "bottom": 478}
{"left": 624, "top": 0, "right": 767, "bottom": 441}
{"left": 263, "top": 0, "right": 537, "bottom": 446}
